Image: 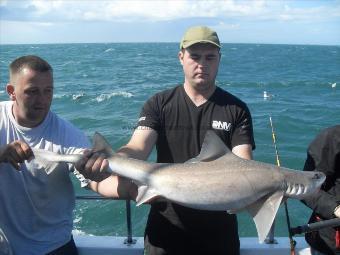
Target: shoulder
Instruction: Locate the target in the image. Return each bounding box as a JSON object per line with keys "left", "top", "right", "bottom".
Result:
{"left": 148, "top": 85, "right": 182, "bottom": 103}
{"left": 310, "top": 125, "right": 340, "bottom": 149}
{"left": 0, "top": 101, "right": 11, "bottom": 111}
{"left": 49, "top": 112, "right": 90, "bottom": 148}
{"left": 0, "top": 101, "right": 12, "bottom": 122}
{"left": 143, "top": 85, "right": 182, "bottom": 111}
{"left": 213, "top": 87, "right": 248, "bottom": 108}
{"left": 212, "top": 87, "right": 251, "bottom": 117}
{"left": 321, "top": 125, "right": 340, "bottom": 137}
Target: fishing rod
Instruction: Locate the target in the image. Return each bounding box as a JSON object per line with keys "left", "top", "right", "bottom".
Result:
{"left": 268, "top": 116, "right": 296, "bottom": 255}
{"left": 291, "top": 218, "right": 340, "bottom": 235}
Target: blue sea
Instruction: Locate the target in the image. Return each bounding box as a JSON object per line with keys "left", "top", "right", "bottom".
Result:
{"left": 0, "top": 43, "right": 339, "bottom": 239}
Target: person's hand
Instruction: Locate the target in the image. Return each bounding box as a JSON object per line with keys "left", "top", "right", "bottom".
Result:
{"left": 75, "top": 149, "right": 110, "bottom": 182}
{"left": 0, "top": 141, "right": 33, "bottom": 170}
{"left": 334, "top": 205, "right": 340, "bottom": 218}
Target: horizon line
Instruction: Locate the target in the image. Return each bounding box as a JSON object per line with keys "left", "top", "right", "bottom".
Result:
{"left": 1, "top": 41, "right": 339, "bottom": 47}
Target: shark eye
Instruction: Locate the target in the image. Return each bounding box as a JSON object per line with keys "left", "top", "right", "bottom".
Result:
{"left": 312, "top": 173, "right": 321, "bottom": 179}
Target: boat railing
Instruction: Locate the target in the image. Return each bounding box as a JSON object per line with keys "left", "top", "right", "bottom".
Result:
{"left": 75, "top": 195, "right": 136, "bottom": 245}
{"left": 75, "top": 195, "right": 340, "bottom": 249}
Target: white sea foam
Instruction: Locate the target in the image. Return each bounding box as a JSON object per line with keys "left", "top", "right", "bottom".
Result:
{"left": 72, "top": 93, "right": 85, "bottom": 100}
{"left": 94, "top": 91, "right": 134, "bottom": 102}
{"left": 53, "top": 93, "right": 67, "bottom": 99}
{"left": 104, "top": 48, "right": 115, "bottom": 52}
{"left": 72, "top": 229, "right": 93, "bottom": 236}
{"left": 73, "top": 216, "right": 82, "bottom": 224}
{"left": 59, "top": 61, "right": 75, "bottom": 67}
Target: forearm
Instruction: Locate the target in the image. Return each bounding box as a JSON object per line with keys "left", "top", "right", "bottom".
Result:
{"left": 0, "top": 146, "right": 5, "bottom": 162}
{"left": 116, "top": 146, "right": 149, "bottom": 160}
{"left": 116, "top": 127, "right": 157, "bottom": 160}
{"left": 303, "top": 190, "right": 339, "bottom": 219}
{"left": 88, "top": 175, "right": 137, "bottom": 200}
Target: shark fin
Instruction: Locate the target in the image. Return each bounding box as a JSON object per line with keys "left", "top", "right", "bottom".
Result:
{"left": 92, "top": 132, "right": 115, "bottom": 157}
{"left": 30, "top": 157, "right": 59, "bottom": 175}
{"left": 186, "top": 131, "right": 231, "bottom": 163}
{"left": 246, "top": 190, "right": 284, "bottom": 243}
{"left": 136, "top": 185, "right": 159, "bottom": 206}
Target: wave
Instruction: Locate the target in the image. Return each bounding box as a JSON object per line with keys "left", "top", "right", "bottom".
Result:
{"left": 94, "top": 92, "right": 134, "bottom": 102}
{"left": 53, "top": 93, "right": 85, "bottom": 100}
{"left": 104, "top": 48, "right": 115, "bottom": 53}
{"left": 53, "top": 91, "right": 133, "bottom": 102}
{"left": 72, "top": 229, "right": 93, "bottom": 236}
{"left": 58, "top": 61, "right": 79, "bottom": 67}
{"left": 72, "top": 93, "right": 85, "bottom": 100}
{"left": 53, "top": 93, "right": 68, "bottom": 99}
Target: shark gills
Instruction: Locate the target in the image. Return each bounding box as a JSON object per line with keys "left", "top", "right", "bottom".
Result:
{"left": 32, "top": 131, "right": 326, "bottom": 243}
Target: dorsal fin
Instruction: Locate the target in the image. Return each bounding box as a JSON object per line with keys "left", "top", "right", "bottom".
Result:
{"left": 92, "top": 132, "right": 115, "bottom": 157}
{"left": 186, "top": 130, "right": 231, "bottom": 163}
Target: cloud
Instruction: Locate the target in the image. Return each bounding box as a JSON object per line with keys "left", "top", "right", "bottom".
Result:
{"left": 1, "top": 0, "right": 339, "bottom": 45}
{"left": 1, "top": 0, "right": 263, "bottom": 22}
{"left": 0, "top": 0, "right": 302, "bottom": 22}
{"left": 1, "top": 0, "right": 338, "bottom": 24}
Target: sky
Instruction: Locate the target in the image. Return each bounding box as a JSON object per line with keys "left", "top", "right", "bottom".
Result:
{"left": 0, "top": 0, "right": 340, "bottom": 45}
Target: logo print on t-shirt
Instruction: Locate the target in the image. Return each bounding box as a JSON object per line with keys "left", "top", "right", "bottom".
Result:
{"left": 212, "top": 120, "right": 231, "bottom": 131}
{"left": 138, "top": 116, "right": 146, "bottom": 122}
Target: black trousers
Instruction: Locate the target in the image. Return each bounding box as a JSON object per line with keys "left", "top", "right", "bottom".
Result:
{"left": 46, "top": 236, "right": 78, "bottom": 255}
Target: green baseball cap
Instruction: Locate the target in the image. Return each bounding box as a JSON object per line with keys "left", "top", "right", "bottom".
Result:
{"left": 180, "top": 26, "right": 221, "bottom": 49}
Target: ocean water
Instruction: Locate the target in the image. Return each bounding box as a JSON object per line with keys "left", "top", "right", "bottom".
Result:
{"left": 0, "top": 43, "right": 339, "bottom": 239}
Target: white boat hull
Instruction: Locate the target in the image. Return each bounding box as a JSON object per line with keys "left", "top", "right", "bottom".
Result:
{"left": 74, "top": 236, "right": 311, "bottom": 255}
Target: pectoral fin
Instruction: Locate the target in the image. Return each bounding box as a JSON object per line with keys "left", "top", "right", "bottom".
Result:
{"left": 136, "top": 185, "right": 160, "bottom": 206}
{"left": 246, "top": 191, "right": 284, "bottom": 243}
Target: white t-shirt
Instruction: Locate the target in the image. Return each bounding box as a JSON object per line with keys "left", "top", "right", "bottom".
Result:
{"left": 0, "top": 101, "right": 90, "bottom": 255}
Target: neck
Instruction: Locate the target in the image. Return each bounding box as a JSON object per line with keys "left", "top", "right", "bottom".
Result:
{"left": 183, "top": 82, "right": 216, "bottom": 107}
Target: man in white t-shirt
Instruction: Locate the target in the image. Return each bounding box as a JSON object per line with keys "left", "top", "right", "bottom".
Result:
{"left": 0, "top": 55, "right": 135, "bottom": 255}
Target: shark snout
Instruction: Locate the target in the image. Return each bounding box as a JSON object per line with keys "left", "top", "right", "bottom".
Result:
{"left": 312, "top": 172, "right": 326, "bottom": 183}
{"left": 283, "top": 170, "right": 326, "bottom": 198}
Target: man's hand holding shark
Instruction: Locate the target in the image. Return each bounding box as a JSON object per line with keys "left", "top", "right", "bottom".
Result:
{"left": 75, "top": 148, "right": 138, "bottom": 200}
{"left": 0, "top": 141, "right": 33, "bottom": 170}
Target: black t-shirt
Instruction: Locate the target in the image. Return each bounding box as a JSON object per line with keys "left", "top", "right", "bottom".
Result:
{"left": 138, "top": 85, "right": 255, "bottom": 254}
{"left": 303, "top": 125, "right": 340, "bottom": 255}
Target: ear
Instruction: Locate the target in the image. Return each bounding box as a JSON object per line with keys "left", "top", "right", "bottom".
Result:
{"left": 6, "top": 84, "right": 16, "bottom": 101}
{"left": 178, "top": 50, "right": 184, "bottom": 66}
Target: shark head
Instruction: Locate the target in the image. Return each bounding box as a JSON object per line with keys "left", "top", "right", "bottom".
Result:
{"left": 282, "top": 170, "right": 326, "bottom": 198}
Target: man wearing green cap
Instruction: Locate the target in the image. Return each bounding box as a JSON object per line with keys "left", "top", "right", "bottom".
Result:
{"left": 80, "top": 25, "right": 255, "bottom": 255}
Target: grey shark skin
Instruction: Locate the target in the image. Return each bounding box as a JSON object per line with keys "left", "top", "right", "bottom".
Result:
{"left": 32, "top": 131, "right": 326, "bottom": 243}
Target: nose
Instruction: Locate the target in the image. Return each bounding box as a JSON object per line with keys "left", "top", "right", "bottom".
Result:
{"left": 197, "top": 58, "right": 208, "bottom": 68}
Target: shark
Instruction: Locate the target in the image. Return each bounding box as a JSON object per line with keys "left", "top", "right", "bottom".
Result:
{"left": 32, "top": 131, "right": 326, "bottom": 242}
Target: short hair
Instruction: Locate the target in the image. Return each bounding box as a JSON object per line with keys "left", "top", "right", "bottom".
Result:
{"left": 9, "top": 55, "right": 52, "bottom": 78}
